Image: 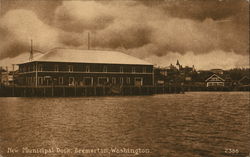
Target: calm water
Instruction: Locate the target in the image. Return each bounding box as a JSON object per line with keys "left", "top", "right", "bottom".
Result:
{"left": 0, "top": 92, "right": 249, "bottom": 157}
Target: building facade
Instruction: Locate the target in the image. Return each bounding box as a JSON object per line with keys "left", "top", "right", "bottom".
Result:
{"left": 0, "top": 71, "right": 15, "bottom": 86}
{"left": 238, "top": 76, "right": 250, "bottom": 86}
{"left": 205, "top": 74, "right": 225, "bottom": 87}
{"left": 17, "top": 48, "right": 154, "bottom": 87}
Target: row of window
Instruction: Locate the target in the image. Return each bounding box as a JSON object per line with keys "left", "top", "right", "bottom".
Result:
{"left": 20, "top": 65, "right": 149, "bottom": 73}
{"left": 207, "top": 82, "right": 224, "bottom": 87}
{"left": 25, "top": 76, "right": 143, "bottom": 86}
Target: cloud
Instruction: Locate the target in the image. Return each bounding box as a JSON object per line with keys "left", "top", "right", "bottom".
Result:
{"left": 141, "top": 0, "right": 248, "bottom": 22}
{"left": 54, "top": 1, "right": 115, "bottom": 32}
{"left": 1, "top": 0, "right": 62, "bottom": 24}
{"left": 0, "top": 0, "right": 249, "bottom": 69}
{"left": 0, "top": 9, "right": 61, "bottom": 58}
{"left": 149, "top": 17, "right": 248, "bottom": 55}
{"left": 53, "top": 1, "right": 154, "bottom": 49}
{"left": 53, "top": 1, "right": 248, "bottom": 56}
{"left": 144, "top": 50, "right": 249, "bottom": 70}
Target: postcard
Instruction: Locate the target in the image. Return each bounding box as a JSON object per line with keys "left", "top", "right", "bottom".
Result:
{"left": 0, "top": 0, "right": 249, "bottom": 157}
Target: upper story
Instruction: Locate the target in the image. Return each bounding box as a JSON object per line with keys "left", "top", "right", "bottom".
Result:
{"left": 18, "top": 48, "right": 153, "bottom": 74}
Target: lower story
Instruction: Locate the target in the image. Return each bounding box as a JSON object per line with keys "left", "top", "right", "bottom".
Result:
{"left": 17, "top": 72, "right": 154, "bottom": 87}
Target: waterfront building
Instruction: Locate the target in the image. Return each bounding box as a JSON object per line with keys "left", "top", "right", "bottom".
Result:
{"left": 238, "top": 76, "right": 250, "bottom": 86}
{"left": 205, "top": 74, "right": 225, "bottom": 87}
{"left": 154, "top": 67, "right": 168, "bottom": 85}
{"left": 17, "top": 48, "right": 154, "bottom": 87}
{"left": 0, "top": 69, "right": 16, "bottom": 86}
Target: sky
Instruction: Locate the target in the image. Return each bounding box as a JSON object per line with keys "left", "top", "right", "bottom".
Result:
{"left": 0, "top": 0, "right": 249, "bottom": 70}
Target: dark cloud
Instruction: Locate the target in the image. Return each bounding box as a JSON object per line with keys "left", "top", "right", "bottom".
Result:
{"left": 58, "top": 32, "right": 85, "bottom": 47}
{"left": 0, "top": 9, "right": 61, "bottom": 59}
{"left": 54, "top": 10, "right": 114, "bottom": 32}
{"left": 0, "top": 0, "right": 249, "bottom": 69}
{"left": 0, "top": 26, "right": 8, "bottom": 39}
{"left": 95, "top": 23, "right": 152, "bottom": 49}
{"left": 141, "top": 0, "right": 248, "bottom": 21}
{"left": 0, "top": 40, "right": 28, "bottom": 59}
{"left": 53, "top": 1, "right": 115, "bottom": 32}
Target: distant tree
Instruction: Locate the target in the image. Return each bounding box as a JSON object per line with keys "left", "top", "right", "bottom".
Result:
{"left": 227, "top": 68, "right": 250, "bottom": 80}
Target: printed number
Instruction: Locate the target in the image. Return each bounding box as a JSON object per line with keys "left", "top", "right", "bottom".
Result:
{"left": 225, "top": 148, "right": 239, "bottom": 154}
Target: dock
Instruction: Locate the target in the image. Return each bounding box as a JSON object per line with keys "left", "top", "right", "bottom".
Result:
{"left": 0, "top": 85, "right": 184, "bottom": 97}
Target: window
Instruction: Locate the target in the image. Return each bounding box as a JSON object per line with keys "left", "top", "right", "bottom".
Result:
{"left": 143, "top": 67, "right": 147, "bottom": 73}
{"left": 83, "top": 77, "right": 93, "bottom": 86}
{"left": 33, "top": 65, "right": 36, "bottom": 71}
{"left": 132, "top": 67, "right": 136, "bottom": 73}
{"left": 85, "top": 65, "right": 90, "bottom": 72}
{"left": 33, "top": 77, "right": 36, "bottom": 85}
{"left": 27, "top": 77, "right": 29, "bottom": 85}
{"left": 59, "top": 77, "right": 63, "bottom": 85}
{"left": 218, "top": 82, "right": 224, "bottom": 86}
{"left": 98, "top": 77, "right": 109, "bottom": 86}
{"left": 38, "top": 77, "right": 43, "bottom": 85}
{"left": 120, "top": 67, "right": 123, "bottom": 73}
{"left": 207, "top": 82, "right": 212, "bottom": 87}
{"left": 69, "top": 77, "right": 74, "bottom": 86}
{"left": 38, "top": 65, "right": 43, "bottom": 71}
{"left": 28, "top": 77, "right": 33, "bottom": 85}
{"left": 112, "top": 77, "right": 116, "bottom": 84}
{"left": 44, "top": 76, "right": 52, "bottom": 85}
{"left": 68, "top": 65, "right": 73, "bottom": 72}
{"left": 31, "top": 77, "right": 33, "bottom": 85}
{"left": 24, "top": 66, "right": 27, "bottom": 72}
{"left": 55, "top": 65, "right": 59, "bottom": 72}
{"left": 119, "top": 77, "right": 123, "bottom": 85}
{"left": 126, "top": 77, "right": 130, "bottom": 84}
{"left": 103, "top": 66, "right": 107, "bottom": 72}
{"left": 134, "top": 77, "right": 143, "bottom": 86}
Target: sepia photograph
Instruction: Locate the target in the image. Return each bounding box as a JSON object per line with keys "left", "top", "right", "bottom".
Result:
{"left": 0, "top": 0, "right": 249, "bottom": 156}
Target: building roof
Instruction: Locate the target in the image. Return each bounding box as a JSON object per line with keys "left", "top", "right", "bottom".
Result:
{"left": 22, "top": 48, "right": 152, "bottom": 65}
{"left": 205, "top": 74, "right": 225, "bottom": 82}
{"left": 239, "top": 76, "right": 250, "bottom": 82}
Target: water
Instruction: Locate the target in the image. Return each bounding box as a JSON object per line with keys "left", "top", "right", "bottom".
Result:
{"left": 0, "top": 92, "right": 249, "bottom": 157}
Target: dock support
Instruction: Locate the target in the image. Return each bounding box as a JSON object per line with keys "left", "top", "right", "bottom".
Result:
{"left": 52, "top": 86, "right": 54, "bottom": 97}
{"left": 74, "top": 86, "right": 77, "bottom": 97}
{"left": 63, "top": 87, "right": 65, "bottom": 97}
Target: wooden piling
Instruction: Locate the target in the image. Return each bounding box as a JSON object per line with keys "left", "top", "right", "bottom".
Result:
{"left": 63, "top": 87, "right": 65, "bottom": 97}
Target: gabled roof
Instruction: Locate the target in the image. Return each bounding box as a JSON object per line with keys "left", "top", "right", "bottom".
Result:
{"left": 21, "top": 48, "right": 152, "bottom": 65}
{"left": 205, "top": 74, "right": 225, "bottom": 82}
{"left": 239, "top": 76, "right": 250, "bottom": 82}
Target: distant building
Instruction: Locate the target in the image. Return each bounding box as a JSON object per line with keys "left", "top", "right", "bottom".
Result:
{"left": 0, "top": 68, "right": 6, "bottom": 85}
{"left": 185, "top": 76, "right": 192, "bottom": 81}
{"left": 17, "top": 48, "right": 154, "bottom": 87}
{"left": 0, "top": 71, "right": 15, "bottom": 86}
{"left": 205, "top": 74, "right": 225, "bottom": 87}
{"left": 154, "top": 67, "right": 168, "bottom": 85}
{"left": 238, "top": 76, "right": 250, "bottom": 85}
{"left": 224, "top": 75, "right": 233, "bottom": 87}
{"left": 210, "top": 69, "right": 224, "bottom": 75}
{"left": 176, "top": 60, "right": 181, "bottom": 70}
